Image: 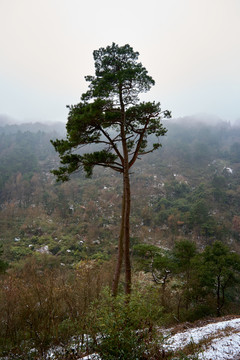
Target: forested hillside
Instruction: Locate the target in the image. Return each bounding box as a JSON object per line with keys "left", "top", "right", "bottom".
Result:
{"left": 1, "top": 118, "right": 240, "bottom": 264}
{"left": 1, "top": 118, "right": 240, "bottom": 358}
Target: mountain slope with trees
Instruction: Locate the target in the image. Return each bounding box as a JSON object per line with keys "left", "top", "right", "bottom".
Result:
{"left": 0, "top": 117, "right": 240, "bottom": 357}
{"left": 0, "top": 117, "right": 240, "bottom": 263}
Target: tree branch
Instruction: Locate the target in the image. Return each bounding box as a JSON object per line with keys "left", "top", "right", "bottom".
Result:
{"left": 129, "top": 118, "right": 150, "bottom": 168}
{"left": 137, "top": 146, "right": 159, "bottom": 156}
{"left": 99, "top": 127, "right": 124, "bottom": 164}
{"left": 97, "top": 163, "right": 123, "bottom": 173}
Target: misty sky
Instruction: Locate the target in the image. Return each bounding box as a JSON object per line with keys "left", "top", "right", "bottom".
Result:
{"left": 0, "top": 0, "right": 239, "bottom": 123}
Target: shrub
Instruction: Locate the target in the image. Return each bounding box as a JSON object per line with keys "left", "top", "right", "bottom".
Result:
{"left": 0, "top": 255, "right": 113, "bottom": 357}
{"left": 86, "top": 288, "right": 164, "bottom": 359}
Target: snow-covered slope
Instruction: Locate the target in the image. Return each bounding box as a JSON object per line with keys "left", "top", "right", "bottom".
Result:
{"left": 163, "top": 317, "right": 240, "bottom": 359}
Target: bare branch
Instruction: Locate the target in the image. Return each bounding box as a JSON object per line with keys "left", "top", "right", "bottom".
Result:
{"left": 99, "top": 127, "right": 124, "bottom": 164}
{"left": 129, "top": 118, "right": 150, "bottom": 168}
{"left": 97, "top": 163, "right": 123, "bottom": 173}
{"left": 137, "top": 147, "right": 156, "bottom": 156}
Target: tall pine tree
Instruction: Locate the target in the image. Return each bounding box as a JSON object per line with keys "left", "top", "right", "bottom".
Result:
{"left": 51, "top": 43, "right": 171, "bottom": 295}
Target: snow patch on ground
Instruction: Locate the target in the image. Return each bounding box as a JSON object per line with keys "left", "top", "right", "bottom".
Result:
{"left": 79, "top": 354, "right": 100, "bottom": 360}
{"left": 163, "top": 318, "right": 240, "bottom": 359}
{"left": 199, "top": 332, "right": 240, "bottom": 359}
{"left": 224, "top": 167, "right": 233, "bottom": 174}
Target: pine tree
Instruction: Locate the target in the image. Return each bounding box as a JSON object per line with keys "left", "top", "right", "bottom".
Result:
{"left": 51, "top": 43, "right": 170, "bottom": 295}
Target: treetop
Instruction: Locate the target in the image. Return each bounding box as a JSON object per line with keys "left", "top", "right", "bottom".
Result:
{"left": 82, "top": 42, "right": 155, "bottom": 105}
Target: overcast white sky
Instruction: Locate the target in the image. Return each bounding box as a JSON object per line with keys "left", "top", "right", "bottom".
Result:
{"left": 0, "top": 0, "right": 239, "bottom": 123}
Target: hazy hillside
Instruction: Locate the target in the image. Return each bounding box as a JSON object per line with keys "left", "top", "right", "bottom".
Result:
{"left": 1, "top": 117, "right": 240, "bottom": 264}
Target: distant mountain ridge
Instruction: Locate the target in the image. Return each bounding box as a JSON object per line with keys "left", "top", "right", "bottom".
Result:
{"left": 0, "top": 120, "right": 66, "bottom": 135}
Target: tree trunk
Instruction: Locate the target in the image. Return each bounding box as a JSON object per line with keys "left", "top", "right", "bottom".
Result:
{"left": 112, "top": 192, "right": 125, "bottom": 296}
{"left": 123, "top": 169, "right": 131, "bottom": 295}
{"left": 119, "top": 84, "right": 131, "bottom": 296}
{"left": 217, "top": 275, "right": 221, "bottom": 317}
{"left": 112, "top": 168, "right": 131, "bottom": 296}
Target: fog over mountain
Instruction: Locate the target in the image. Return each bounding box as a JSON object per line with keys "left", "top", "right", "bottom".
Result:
{"left": 0, "top": 114, "right": 66, "bottom": 134}
{"left": 169, "top": 113, "right": 232, "bottom": 126}
{"left": 0, "top": 114, "right": 16, "bottom": 125}
{"left": 0, "top": 112, "right": 235, "bottom": 127}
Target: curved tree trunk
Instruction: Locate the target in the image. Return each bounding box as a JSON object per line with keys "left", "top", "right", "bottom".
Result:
{"left": 112, "top": 192, "right": 125, "bottom": 296}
